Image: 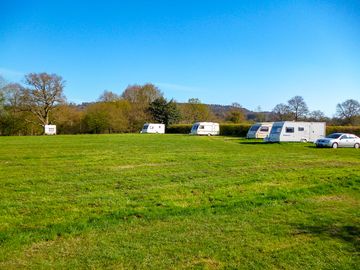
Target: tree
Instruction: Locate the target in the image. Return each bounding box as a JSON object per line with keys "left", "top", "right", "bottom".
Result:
{"left": 122, "top": 84, "right": 163, "bottom": 130}
{"left": 122, "top": 83, "right": 163, "bottom": 104}
{"left": 226, "top": 103, "right": 246, "bottom": 123}
{"left": 148, "top": 97, "right": 181, "bottom": 126}
{"left": 52, "top": 104, "right": 84, "bottom": 134}
{"left": 272, "top": 103, "right": 291, "bottom": 121}
{"left": 336, "top": 99, "right": 360, "bottom": 125}
{"left": 21, "top": 73, "right": 66, "bottom": 126}
{"left": 83, "top": 100, "right": 131, "bottom": 134}
{"left": 287, "top": 96, "right": 309, "bottom": 121}
{"left": 179, "top": 98, "right": 213, "bottom": 123}
{"left": 308, "top": 110, "right": 328, "bottom": 122}
{"left": 98, "top": 90, "right": 121, "bottom": 102}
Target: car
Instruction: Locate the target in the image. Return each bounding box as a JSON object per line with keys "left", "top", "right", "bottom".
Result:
{"left": 315, "top": 133, "right": 360, "bottom": 148}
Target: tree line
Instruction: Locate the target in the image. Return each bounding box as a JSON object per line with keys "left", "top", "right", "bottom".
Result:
{"left": 0, "top": 72, "right": 359, "bottom": 135}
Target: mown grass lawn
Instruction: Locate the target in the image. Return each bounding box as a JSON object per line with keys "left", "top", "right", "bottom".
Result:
{"left": 0, "top": 134, "right": 359, "bottom": 269}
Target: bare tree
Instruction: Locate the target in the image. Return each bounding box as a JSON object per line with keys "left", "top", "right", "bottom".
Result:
{"left": 287, "top": 96, "right": 308, "bottom": 121}
{"left": 336, "top": 99, "right": 360, "bottom": 125}
{"left": 272, "top": 103, "right": 291, "bottom": 121}
{"left": 308, "top": 110, "right": 328, "bottom": 122}
{"left": 122, "top": 83, "right": 162, "bottom": 104}
{"left": 98, "top": 90, "right": 121, "bottom": 102}
{"left": 21, "top": 73, "right": 66, "bottom": 126}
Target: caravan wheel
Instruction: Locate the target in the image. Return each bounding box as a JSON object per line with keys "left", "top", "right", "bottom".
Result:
{"left": 300, "top": 138, "right": 308, "bottom": 143}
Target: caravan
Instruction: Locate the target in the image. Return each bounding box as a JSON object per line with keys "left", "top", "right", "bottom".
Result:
{"left": 44, "top": 125, "right": 56, "bottom": 135}
{"left": 190, "top": 122, "right": 220, "bottom": 136}
{"left": 247, "top": 122, "right": 273, "bottom": 139}
{"left": 266, "top": 121, "right": 326, "bottom": 142}
{"left": 140, "top": 123, "right": 165, "bottom": 134}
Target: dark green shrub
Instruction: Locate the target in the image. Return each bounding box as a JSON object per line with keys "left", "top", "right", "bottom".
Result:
{"left": 220, "top": 124, "right": 252, "bottom": 136}
{"left": 166, "top": 124, "right": 192, "bottom": 134}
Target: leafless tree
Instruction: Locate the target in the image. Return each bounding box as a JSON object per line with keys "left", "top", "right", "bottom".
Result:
{"left": 287, "top": 96, "right": 309, "bottom": 121}
{"left": 272, "top": 103, "right": 291, "bottom": 121}
{"left": 336, "top": 99, "right": 360, "bottom": 125}
{"left": 122, "top": 83, "right": 162, "bottom": 104}
{"left": 98, "top": 90, "right": 121, "bottom": 102}
{"left": 21, "top": 73, "right": 66, "bottom": 126}
{"left": 308, "top": 110, "right": 328, "bottom": 122}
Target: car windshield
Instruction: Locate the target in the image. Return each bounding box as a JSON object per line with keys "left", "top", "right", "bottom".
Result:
{"left": 326, "top": 133, "right": 342, "bottom": 139}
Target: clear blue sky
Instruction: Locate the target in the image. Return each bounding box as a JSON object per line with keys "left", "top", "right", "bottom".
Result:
{"left": 1, "top": 0, "right": 359, "bottom": 116}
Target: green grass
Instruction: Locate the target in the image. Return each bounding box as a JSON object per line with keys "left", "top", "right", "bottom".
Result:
{"left": 0, "top": 134, "right": 359, "bottom": 269}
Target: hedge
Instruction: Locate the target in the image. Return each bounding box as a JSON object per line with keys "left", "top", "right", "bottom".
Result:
{"left": 167, "top": 124, "right": 360, "bottom": 137}
{"left": 326, "top": 126, "right": 360, "bottom": 136}
{"left": 166, "top": 124, "right": 192, "bottom": 134}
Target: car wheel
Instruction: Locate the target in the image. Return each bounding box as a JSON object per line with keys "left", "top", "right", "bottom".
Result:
{"left": 332, "top": 142, "right": 338, "bottom": 149}
{"left": 355, "top": 143, "right": 360, "bottom": 149}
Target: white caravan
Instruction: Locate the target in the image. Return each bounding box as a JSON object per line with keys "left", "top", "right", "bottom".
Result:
{"left": 247, "top": 122, "right": 273, "bottom": 139}
{"left": 190, "top": 122, "right": 220, "bottom": 136}
{"left": 140, "top": 123, "right": 165, "bottom": 134}
{"left": 266, "top": 121, "right": 326, "bottom": 142}
{"left": 44, "top": 125, "right": 56, "bottom": 135}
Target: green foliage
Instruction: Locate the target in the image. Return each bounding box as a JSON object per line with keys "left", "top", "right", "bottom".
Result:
{"left": 166, "top": 124, "right": 192, "bottom": 134}
{"left": 148, "top": 98, "right": 181, "bottom": 126}
{"left": 179, "top": 99, "right": 214, "bottom": 123}
{"left": 0, "top": 135, "right": 359, "bottom": 268}
{"left": 220, "top": 123, "right": 252, "bottom": 136}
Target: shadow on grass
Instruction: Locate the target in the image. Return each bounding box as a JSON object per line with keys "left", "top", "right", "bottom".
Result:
{"left": 238, "top": 141, "right": 271, "bottom": 145}
{"left": 294, "top": 224, "right": 360, "bottom": 250}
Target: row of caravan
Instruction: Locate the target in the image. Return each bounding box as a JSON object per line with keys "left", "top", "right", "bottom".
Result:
{"left": 247, "top": 121, "right": 326, "bottom": 142}
{"left": 141, "top": 121, "right": 326, "bottom": 142}
{"left": 141, "top": 122, "right": 220, "bottom": 136}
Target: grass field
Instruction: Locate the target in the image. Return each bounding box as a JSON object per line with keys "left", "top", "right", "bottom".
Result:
{"left": 0, "top": 134, "right": 359, "bottom": 269}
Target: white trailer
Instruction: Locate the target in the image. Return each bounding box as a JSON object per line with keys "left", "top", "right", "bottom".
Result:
{"left": 190, "top": 122, "right": 220, "bottom": 136}
{"left": 266, "top": 121, "right": 326, "bottom": 142}
{"left": 140, "top": 123, "right": 165, "bottom": 134}
{"left": 44, "top": 125, "right": 56, "bottom": 135}
{"left": 246, "top": 122, "right": 273, "bottom": 139}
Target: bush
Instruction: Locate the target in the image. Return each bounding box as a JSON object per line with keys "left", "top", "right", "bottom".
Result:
{"left": 166, "top": 124, "right": 192, "bottom": 134}
{"left": 220, "top": 124, "right": 252, "bottom": 136}
{"left": 327, "top": 126, "right": 360, "bottom": 136}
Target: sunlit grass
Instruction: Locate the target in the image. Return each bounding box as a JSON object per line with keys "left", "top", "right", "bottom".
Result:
{"left": 0, "top": 134, "right": 359, "bottom": 269}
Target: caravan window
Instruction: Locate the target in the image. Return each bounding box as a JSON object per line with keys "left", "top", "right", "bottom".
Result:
{"left": 250, "top": 125, "right": 260, "bottom": 131}
{"left": 270, "top": 123, "right": 284, "bottom": 134}
{"left": 298, "top": 127, "right": 304, "bottom": 131}
{"left": 285, "top": 127, "right": 294, "bottom": 133}
{"left": 199, "top": 125, "right": 204, "bottom": 129}
{"left": 260, "top": 126, "right": 269, "bottom": 132}
{"left": 191, "top": 124, "right": 199, "bottom": 131}
{"left": 150, "top": 126, "right": 154, "bottom": 129}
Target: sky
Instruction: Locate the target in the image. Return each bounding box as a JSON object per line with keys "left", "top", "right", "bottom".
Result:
{"left": 1, "top": 0, "right": 359, "bottom": 116}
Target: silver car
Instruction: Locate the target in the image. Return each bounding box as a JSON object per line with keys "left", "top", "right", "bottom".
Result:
{"left": 315, "top": 133, "right": 360, "bottom": 148}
